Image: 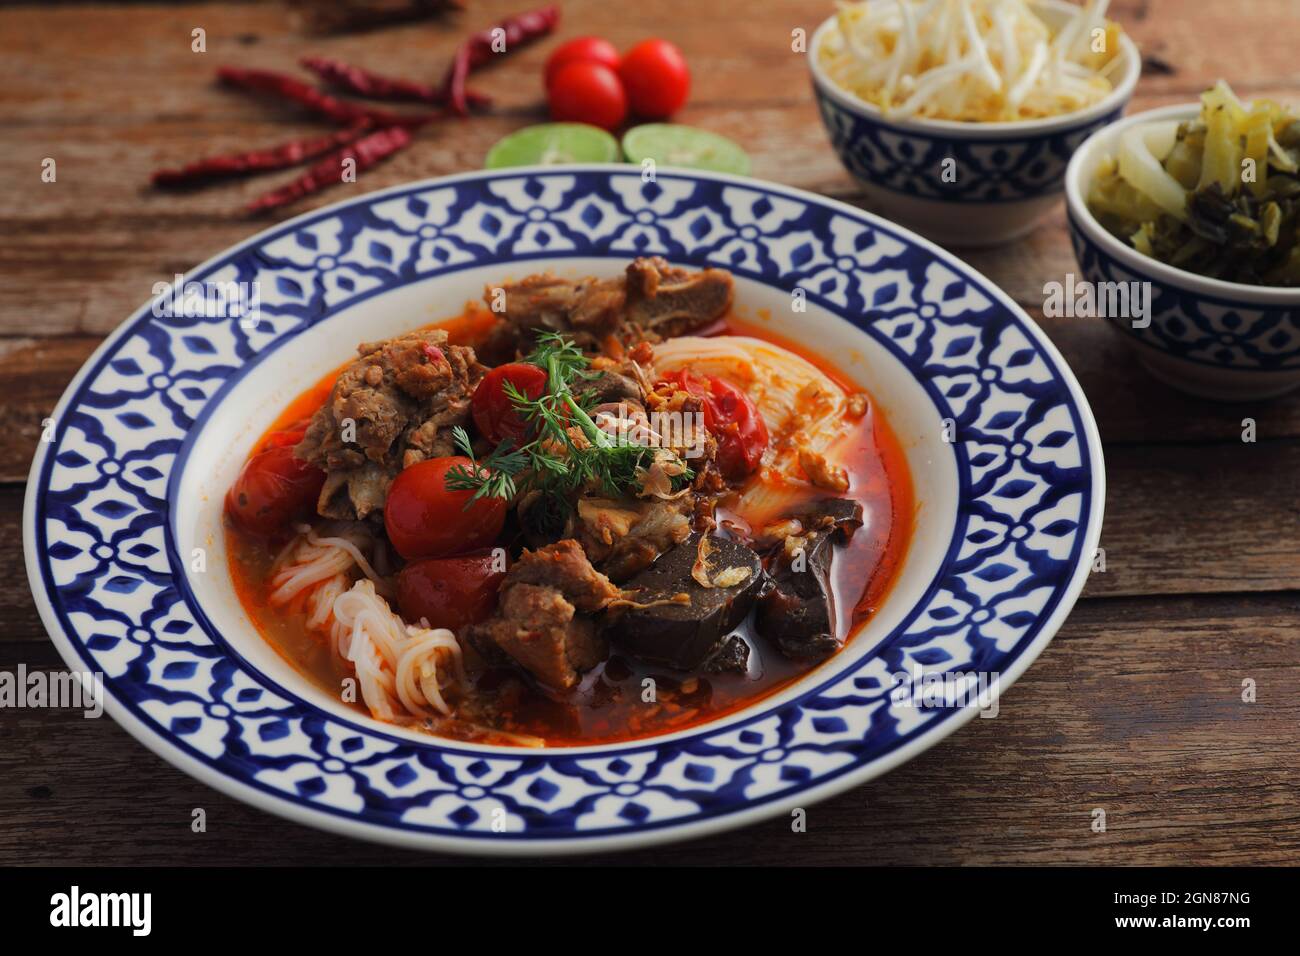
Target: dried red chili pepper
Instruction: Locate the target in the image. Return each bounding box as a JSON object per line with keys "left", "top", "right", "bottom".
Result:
{"left": 152, "top": 123, "right": 373, "bottom": 187}
{"left": 439, "top": 4, "right": 560, "bottom": 116}
{"left": 217, "top": 66, "right": 435, "bottom": 128}
{"left": 246, "top": 125, "right": 412, "bottom": 213}
{"left": 300, "top": 56, "right": 491, "bottom": 110}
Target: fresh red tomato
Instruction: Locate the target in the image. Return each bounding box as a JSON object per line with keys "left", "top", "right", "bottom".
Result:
{"left": 226, "top": 445, "right": 325, "bottom": 534}
{"left": 545, "top": 36, "right": 621, "bottom": 89}
{"left": 472, "top": 362, "right": 548, "bottom": 445}
{"left": 548, "top": 60, "right": 627, "bottom": 131}
{"left": 397, "top": 550, "right": 508, "bottom": 630}
{"left": 707, "top": 377, "right": 769, "bottom": 478}
{"left": 263, "top": 430, "right": 304, "bottom": 449}
{"left": 619, "top": 39, "right": 690, "bottom": 119}
{"left": 662, "top": 370, "right": 768, "bottom": 480}
{"left": 262, "top": 418, "right": 311, "bottom": 449}
{"left": 384, "top": 456, "right": 507, "bottom": 560}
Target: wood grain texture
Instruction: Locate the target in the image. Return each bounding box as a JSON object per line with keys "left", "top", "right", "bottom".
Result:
{"left": 2, "top": 0, "right": 1299, "bottom": 866}
{"left": 2, "top": 594, "right": 1296, "bottom": 866}
{"left": 2, "top": 1, "right": 1300, "bottom": 335}
{"left": 1084, "top": 440, "right": 1300, "bottom": 598}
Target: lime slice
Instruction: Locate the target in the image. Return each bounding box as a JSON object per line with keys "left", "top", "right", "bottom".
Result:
{"left": 485, "top": 123, "right": 621, "bottom": 169}
{"left": 621, "top": 124, "right": 751, "bottom": 175}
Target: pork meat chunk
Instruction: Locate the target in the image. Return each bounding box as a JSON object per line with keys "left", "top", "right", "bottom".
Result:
{"left": 294, "top": 329, "right": 485, "bottom": 519}
{"left": 487, "top": 257, "right": 733, "bottom": 353}
{"left": 622, "top": 256, "right": 733, "bottom": 339}
{"left": 468, "top": 584, "right": 606, "bottom": 692}
{"left": 576, "top": 495, "right": 694, "bottom": 582}
{"left": 465, "top": 540, "right": 620, "bottom": 690}
{"left": 502, "top": 539, "right": 622, "bottom": 611}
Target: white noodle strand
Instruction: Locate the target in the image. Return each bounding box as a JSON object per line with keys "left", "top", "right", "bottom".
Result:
{"left": 333, "top": 580, "right": 463, "bottom": 719}
{"left": 264, "top": 524, "right": 464, "bottom": 722}
{"left": 653, "top": 335, "right": 853, "bottom": 524}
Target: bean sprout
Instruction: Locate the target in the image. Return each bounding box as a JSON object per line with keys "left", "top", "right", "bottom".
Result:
{"left": 819, "top": 0, "right": 1122, "bottom": 122}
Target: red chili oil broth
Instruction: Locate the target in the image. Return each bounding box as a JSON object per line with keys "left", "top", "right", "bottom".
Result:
{"left": 225, "top": 307, "right": 914, "bottom": 746}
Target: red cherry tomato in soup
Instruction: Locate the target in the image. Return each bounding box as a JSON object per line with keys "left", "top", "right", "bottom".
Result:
{"left": 262, "top": 417, "right": 312, "bottom": 449}
{"left": 619, "top": 39, "right": 690, "bottom": 119}
{"left": 226, "top": 446, "right": 325, "bottom": 534}
{"left": 545, "top": 36, "right": 621, "bottom": 89}
{"left": 707, "top": 377, "right": 769, "bottom": 478}
{"left": 472, "top": 362, "right": 548, "bottom": 445}
{"left": 384, "top": 456, "right": 507, "bottom": 560}
{"left": 397, "top": 551, "right": 507, "bottom": 630}
{"left": 548, "top": 60, "right": 627, "bottom": 131}
{"left": 662, "top": 370, "right": 768, "bottom": 480}
{"left": 263, "top": 429, "right": 305, "bottom": 449}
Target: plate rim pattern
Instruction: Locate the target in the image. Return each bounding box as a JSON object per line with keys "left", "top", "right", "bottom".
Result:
{"left": 24, "top": 166, "right": 1105, "bottom": 854}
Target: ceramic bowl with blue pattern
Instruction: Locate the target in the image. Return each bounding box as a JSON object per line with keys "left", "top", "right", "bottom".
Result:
{"left": 1065, "top": 103, "right": 1300, "bottom": 400}
{"left": 809, "top": 0, "right": 1140, "bottom": 248}
{"left": 25, "top": 167, "right": 1104, "bottom": 854}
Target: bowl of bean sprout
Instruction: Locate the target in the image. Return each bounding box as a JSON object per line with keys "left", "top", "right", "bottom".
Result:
{"left": 809, "top": 0, "right": 1141, "bottom": 247}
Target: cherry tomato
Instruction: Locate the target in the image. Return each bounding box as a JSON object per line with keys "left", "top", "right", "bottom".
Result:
{"left": 548, "top": 60, "right": 627, "bottom": 131}
{"left": 662, "top": 370, "right": 768, "bottom": 480}
{"left": 384, "top": 456, "right": 507, "bottom": 560}
{"left": 264, "top": 430, "right": 305, "bottom": 449}
{"left": 226, "top": 445, "right": 325, "bottom": 534}
{"left": 397, "top": 550, "right": 508, "bottom": 630}
{"left": 545, "top": 36, "right": 621, "bottom": 89}
{"left": 619, "top": 39, "right": 690, "bottom": 119}
{"left": 262, "top": 418, "right": 311, "bottom": 449}
{"left": 471, "top": 362, "right": 548, "bottom": 445}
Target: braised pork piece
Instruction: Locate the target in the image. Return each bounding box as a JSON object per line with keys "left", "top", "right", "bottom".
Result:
{"left": 225, "top": 257, "right": 913, "bottom": 746}
{"left": 479, "top": 256, "right": 734, "bottom": 360}
{"left": 465, "top": 540, "right": 619, "bottom": 691}
{"left": 295, "top": 329, "right": 486, "bottom": 519}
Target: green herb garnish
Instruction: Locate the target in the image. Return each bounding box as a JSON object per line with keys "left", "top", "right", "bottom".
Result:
{"left": 445, "top": 332, "right": 692, "bottom": 515}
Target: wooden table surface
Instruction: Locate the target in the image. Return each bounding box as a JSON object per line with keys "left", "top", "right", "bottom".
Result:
{"left": 2, "top": 0, "right": 1298, "bottom": 866}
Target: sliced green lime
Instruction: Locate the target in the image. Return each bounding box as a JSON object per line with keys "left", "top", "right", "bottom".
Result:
{"left": 484, "top": 123, "right": 621, "bottom": 169}
{"left": 621, "top": 124, "right": 751, "bottom": 175}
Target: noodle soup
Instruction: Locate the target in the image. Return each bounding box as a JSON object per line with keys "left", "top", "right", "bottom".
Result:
{"left": 225, "top": 259, "right": 913, "bottom": 747}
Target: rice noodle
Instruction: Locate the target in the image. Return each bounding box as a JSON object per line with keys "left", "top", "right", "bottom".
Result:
{"left": 653, "top": 335, "right": 853, "bottom": 523}
{"left": 266, "top": 521, "right": 463, "bottom": 722}
{"left": 268, "top": 521, "right": 390, "bottom": 607}
{"left": 332, "top": 579, "right": 464, "bottom": 720}
{"left": 269, "top": 544, "right": 353, "bottom": 606}
{"left": 305, "top": 572, "right": 347, "bottom": 632}
{"left": 394, "top": 627, "right": 463, "bottom": 717}
{"left": 301, "top": 523, "right": 389, "bottom": 587}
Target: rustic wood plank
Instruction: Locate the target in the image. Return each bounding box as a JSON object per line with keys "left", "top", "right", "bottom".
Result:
{"left": 0, "top": 104, "right": 858, "bottom": 337}
{"left": 1083, "top": 439, "right": 1300, "bottom": 597}
{"left": 4, "top": 0, "right": 1300, "bottom": 868}
{"left": 0, "top": 337, "right": 100, "bottom": 484}
{"left": 1028, "top": 306, "right": 1300, "bottom": 444}
{"left": 3, "top": 2, "right": 1300, "bottom": 336}
{"left": 0, "top": 482, "right": 47, "bottom": 649}
{"left": 2, "top": 1, "right": 1297, "bottom": 121}
{"left": 3, "top": 593, "right": 1295, "bottom": 865}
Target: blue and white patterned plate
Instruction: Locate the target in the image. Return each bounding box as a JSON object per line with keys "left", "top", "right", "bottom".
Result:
{"left": 25, "top": 167, "right": 1104, "bottom": 854}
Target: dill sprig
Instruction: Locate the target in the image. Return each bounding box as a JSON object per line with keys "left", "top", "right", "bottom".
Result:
{"left": 444, "top": 427, "right": 525, "bottom": 501}
{"left": 444, "top": 332, "right": 692, "bottom": 512}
